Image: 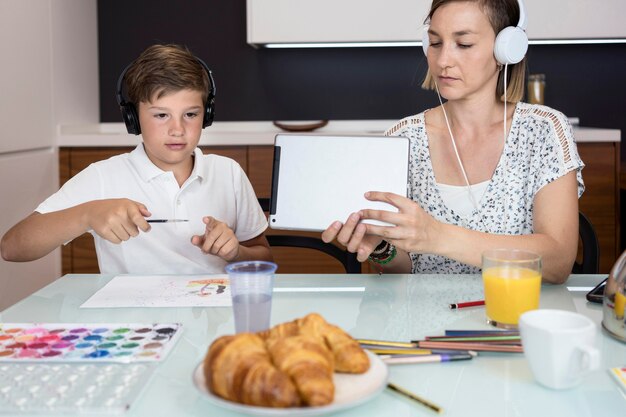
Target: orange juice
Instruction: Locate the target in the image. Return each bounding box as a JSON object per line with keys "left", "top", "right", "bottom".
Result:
{"left": 483, "top": 266, "right": 541, "bottom": 326}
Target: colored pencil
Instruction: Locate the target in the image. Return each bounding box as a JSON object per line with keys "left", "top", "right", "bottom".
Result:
{"left": 367, "top": 348, "right": 435, "bottom": 355}
{"left": 365, "top": 345, "right": 477, "bottom": 355}
{"left": 382, "top": 353, "right": 474, "bottom": 365}
{"left": 423, "top": 335, "right": 521, "bottom": 342}
{"left": 387, "top": 382, "right": 443, "bottom": 414}
{"left": 449, "top": 300, "right": 485, "bottom": 309}
{"left": 357, "top": 339, "right": 416, "bottom": 348}
{"left": 444, "top": 330, "right": 519, "bottom": 336}
{"left": 147, "top": 219, "right": 189, "bottom": 223}
{"left": 416, "top": 341, "right": 523, "bottom": 353}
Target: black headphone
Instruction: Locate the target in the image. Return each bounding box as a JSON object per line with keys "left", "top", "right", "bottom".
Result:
{"left": 115, "top": 56, "right": 216, "bottom": 135}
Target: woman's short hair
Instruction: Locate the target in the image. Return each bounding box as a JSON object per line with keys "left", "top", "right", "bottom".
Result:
{"left": 421, "top": 0, "right": 526, "bottom": 103}
{"left": 124, "top": 44, "right": 210, "bottom": 105}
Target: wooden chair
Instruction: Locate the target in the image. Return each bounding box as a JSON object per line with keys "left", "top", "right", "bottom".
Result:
{"left": 258, "top": 198, "right": 361, "bottom": 274}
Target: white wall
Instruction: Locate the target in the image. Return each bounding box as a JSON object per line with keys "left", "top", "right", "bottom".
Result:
{"left": 0, "top": 0, "right": 99, "bottom": 310}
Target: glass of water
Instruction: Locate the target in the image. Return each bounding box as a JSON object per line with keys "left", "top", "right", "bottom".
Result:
{"left": 225, "top": 261, "right": 277, "bottom": 333}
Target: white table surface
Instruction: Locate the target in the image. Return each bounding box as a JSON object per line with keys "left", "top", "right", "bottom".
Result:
{"left": 1, "top": 273, "right": 624, "bottom": 417}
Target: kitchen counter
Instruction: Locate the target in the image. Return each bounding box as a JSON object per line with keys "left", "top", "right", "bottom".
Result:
{"left": 57, "top": 120, "right": 621, "bottom": 147}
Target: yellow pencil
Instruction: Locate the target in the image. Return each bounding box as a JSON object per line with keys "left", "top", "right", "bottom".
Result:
{"left": 357, "top": 339, "right": 416, "bottom": 348}
{"left": 367, "top": 348, "right": 434, "bottom": 355}
{"left": 387, "top": 382, "right": 443, "bottom": 414}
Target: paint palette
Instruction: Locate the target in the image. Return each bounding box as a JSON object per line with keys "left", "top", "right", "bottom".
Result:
{"left": 0, "top": 362, "right": 155, "bottom": 414}
{"left": 0, "top": 323, "right": 182, "bottom": 362}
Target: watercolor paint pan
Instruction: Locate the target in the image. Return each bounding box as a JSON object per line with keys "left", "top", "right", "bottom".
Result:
{"left": 0, "top": 323, "right": 182, "bottom": 363}
{"left": 0, "top": 362, "right": 156, "bottom": 414}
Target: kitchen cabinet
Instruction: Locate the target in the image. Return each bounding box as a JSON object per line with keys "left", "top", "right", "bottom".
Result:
{"left": 0, "top": 0, "right": 98, "bottom": 310}
{"left": 246, "top": 0, "right": 626, "bottom": 47}
{"left": 577, "top": 142, "right": 620, "bottom": 273}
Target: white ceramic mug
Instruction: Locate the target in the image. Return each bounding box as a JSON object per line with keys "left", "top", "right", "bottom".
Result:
{"left": 519, "top": 309, "right": 601, "bottom": 389}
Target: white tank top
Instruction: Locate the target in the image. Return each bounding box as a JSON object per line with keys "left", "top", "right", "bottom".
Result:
{"left": 435, "top": 180, "right": 490, "bottom": 217}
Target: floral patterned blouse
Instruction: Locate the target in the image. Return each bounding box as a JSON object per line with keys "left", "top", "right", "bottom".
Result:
{"left": 384, "top": 102, "right": 585, "bottom": 274}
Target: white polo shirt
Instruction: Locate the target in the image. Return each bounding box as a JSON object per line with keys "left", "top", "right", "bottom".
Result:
{"left": 36, "top": 145, "right": 268, "bottom": 274}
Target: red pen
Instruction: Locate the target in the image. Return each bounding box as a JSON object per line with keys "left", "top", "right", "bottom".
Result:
{"left": 449, "top": 300, "right": 485, "bottom": 309}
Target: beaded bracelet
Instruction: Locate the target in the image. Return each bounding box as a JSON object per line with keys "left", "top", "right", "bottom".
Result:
{"left": 369, "top": 242, "right": 397, "bottom": 265}
{"left": 370, "top": 240, "right": 389, "bottom": 256}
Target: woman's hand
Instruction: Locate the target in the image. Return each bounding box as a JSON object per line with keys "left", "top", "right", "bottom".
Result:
{"left": 359, "top": 191, "right": 442, "bottom": 255}
{"left": 321, "top": 212, "right": 383, "bottom": 262}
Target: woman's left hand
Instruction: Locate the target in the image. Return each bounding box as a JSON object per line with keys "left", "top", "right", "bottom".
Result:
{"left": 359, "top": 191, "right": 442, "bottom": 254}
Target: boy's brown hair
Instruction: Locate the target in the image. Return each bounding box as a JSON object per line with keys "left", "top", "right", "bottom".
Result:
{"left": 124, "top": 44, "right": 210, "bottom": 104}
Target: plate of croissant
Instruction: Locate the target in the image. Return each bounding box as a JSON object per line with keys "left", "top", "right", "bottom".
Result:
{"left": 193, "top": 313, "right": 388, "bottom": 416}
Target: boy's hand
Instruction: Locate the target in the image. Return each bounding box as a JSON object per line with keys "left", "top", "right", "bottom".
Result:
{"left": 191, "top": 216, "right": 240, "bottom": 261}
{"left": 85, "top": 199, "right": 151, "bottom": 244}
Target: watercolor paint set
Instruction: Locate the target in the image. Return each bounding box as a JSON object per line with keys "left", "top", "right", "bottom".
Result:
{"left": 0, "top": 323, "right": 182, "bottom": 414}
{"left": 0, "top": 362, "right": 155, "bottom": 414}
{"left": 0, "top": 323, "right": 182, "bottom": 362}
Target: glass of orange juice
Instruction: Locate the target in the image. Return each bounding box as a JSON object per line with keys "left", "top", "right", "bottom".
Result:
{"left": 482, "top": 249, "right": 542, "bottom": 329}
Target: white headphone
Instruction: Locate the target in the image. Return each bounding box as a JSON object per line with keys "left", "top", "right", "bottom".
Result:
{"left": 422, "top": 0, "right": 528, "bottom": 65}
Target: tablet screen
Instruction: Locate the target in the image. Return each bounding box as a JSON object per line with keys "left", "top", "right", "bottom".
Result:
{"left": 269, "top": 134, "right": 409, "bottom": 232}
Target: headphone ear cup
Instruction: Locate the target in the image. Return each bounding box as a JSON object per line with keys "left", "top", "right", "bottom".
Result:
{"left": 422, "top": 26, "right": 430, "bottom": 57}
{"left": 120, "top": 102, "right": 141, "bottom": 135}
{"left": 494, "top": 26, "right": 528, "bottom": 65}
{"left": 203, "top": 96, "right": 215, "bottom": 128}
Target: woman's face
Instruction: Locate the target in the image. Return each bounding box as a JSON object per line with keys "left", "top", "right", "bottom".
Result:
{"left": 426, "top": 1, "right": 500, "bottom": 102}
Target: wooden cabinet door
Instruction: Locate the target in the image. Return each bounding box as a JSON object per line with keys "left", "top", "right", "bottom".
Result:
{"left": 248, "top": 146, "right": 274, "bottom": 198}
{"left": 577, "top": 142, "right": 620, "bottom": 273}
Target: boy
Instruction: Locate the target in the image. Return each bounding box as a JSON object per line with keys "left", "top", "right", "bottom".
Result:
{"left": 1, "top": 44, "right": 272, "bottom": 273}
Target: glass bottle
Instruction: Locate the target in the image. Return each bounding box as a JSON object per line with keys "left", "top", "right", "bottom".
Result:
{"left": 527, "top": 74, "right": 546, "bottom": 105}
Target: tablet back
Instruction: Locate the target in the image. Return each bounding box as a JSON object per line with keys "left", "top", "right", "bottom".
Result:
{"left": 269, "top": 134, "right": 409, "bottom": 232}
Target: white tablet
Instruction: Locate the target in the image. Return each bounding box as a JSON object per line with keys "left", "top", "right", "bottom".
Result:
{"left": 269, "top": 134, "right": 409, "bottom": 232}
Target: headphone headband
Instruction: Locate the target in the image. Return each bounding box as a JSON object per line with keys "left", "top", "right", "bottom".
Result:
{"left": 116, "top": 55, "right": 216, "bottom": 135}
{"left": 517, "top": 0, "right": 527, "bottom": 30}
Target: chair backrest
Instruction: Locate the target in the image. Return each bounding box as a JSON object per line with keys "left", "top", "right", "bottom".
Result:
{"left": 573, "top": 211, "right": 600, "bottom": 274}
{"left": 266, "top": 235, "right": 361, "bottom": 274}
{"left": 257, "top": 198, "right": 361, "bottom": 274}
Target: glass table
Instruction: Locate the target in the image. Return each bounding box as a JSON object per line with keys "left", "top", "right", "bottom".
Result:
{"left": 1, "top": 273, "right": 623, "bottom": 416}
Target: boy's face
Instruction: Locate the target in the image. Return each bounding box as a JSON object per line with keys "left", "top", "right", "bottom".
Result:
{"left": 137, "top": 89, "right": 204, "bottom": 175}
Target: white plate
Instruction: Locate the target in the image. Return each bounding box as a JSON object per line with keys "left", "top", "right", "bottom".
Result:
{"left": 192, "top": 350, "right": 388, "bottom": 416}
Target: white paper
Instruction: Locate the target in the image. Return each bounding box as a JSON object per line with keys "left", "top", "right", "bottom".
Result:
{"left": 80, "top": 275, "right": 232, "bottom": 308}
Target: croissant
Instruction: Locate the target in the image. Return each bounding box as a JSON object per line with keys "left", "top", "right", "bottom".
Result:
{"left": 204, "top": 334, "right": 301, "bottom": 407}
{"left": 259, "top": 313, "right": 370, "bottom": 374}
{"left": 266, "top": 335, "right": 335, "bottom": 406}
{"left": 321, "top": 321, "right": 370, "bottom": 373}
{"left": 257, "top": 319, "right": 299, "bottom": 340}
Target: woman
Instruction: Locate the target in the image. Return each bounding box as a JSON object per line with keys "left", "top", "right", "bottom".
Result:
{"left": 322, "top": 0, "right": 583, "bottom": 284}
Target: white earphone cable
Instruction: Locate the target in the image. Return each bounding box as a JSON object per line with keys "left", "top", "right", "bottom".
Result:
{"left": 434, "top": 82, "right": 480, "bottom": 212}
{"left": 503, "top": 63, "right": 509, "bottom": 226}
{"left": 433, "top": 62, "right": 509, "bottom": 217}
{"left": 503, "top": 63, "right": 508, "bottom": 147}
